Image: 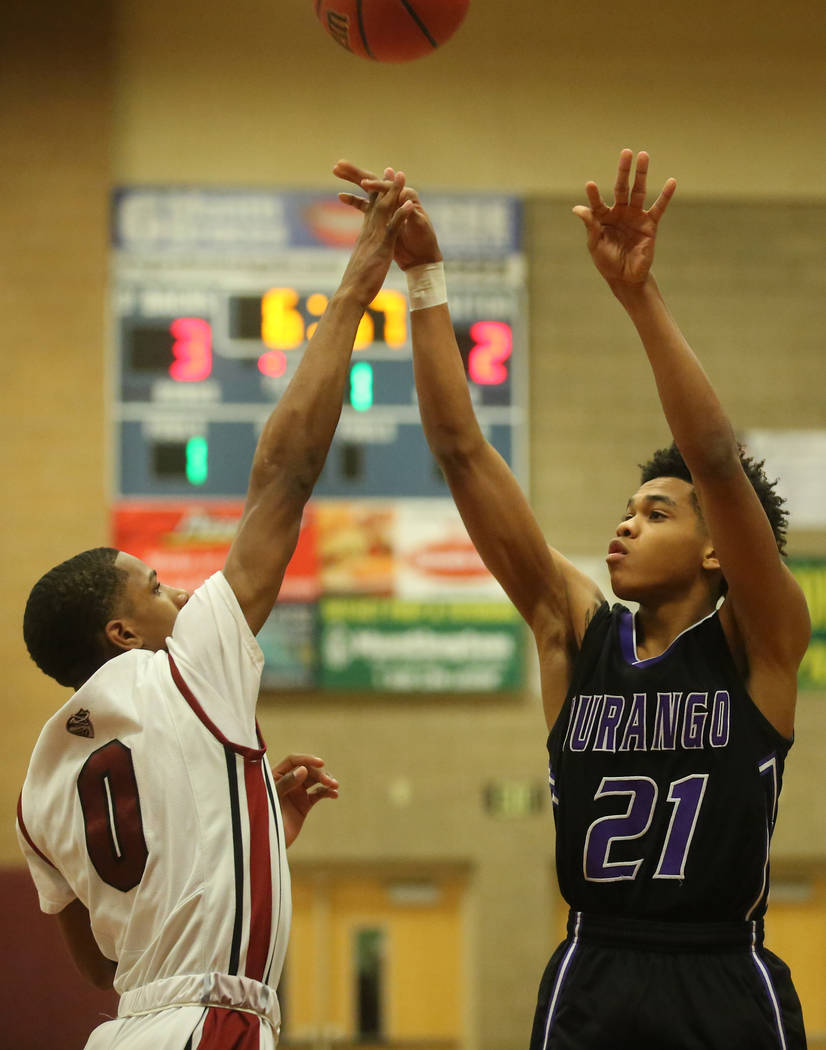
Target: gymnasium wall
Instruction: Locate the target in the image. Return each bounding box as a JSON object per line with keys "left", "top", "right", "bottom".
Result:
{"left": 2, "top": 1, "right": 824, "bottom": 1048}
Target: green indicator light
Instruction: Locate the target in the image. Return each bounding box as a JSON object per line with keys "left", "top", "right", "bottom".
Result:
{"left": 185, "top": 436, "right": 208, "bottom": 486}
{"left": 350, "top": 361, "right": 373, "bottom": 412}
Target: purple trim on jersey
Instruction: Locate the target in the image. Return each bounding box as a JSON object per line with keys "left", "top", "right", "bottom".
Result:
{"left": 541, "top": 911, "right": 582, "bottom": 1050}
{"left": 619, "top": 608, "right": 717, "bottom": 668}
{"left": 16, "top": 794, "right": 57, "bottom": 869}
{"left": 168, "top": 654, "right": 266, "bottom": 759}
{"left": 619, "top": 610, "right": 639, "bottom": 665}
{"left": 750, "top": 924, "right": 789, "bottom": 1050}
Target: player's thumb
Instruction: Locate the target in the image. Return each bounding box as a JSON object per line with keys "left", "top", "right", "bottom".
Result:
{"left": 572, "top": 205, "right": 596, "bottom": 231}
{"left": 276, "top": 765, "right": 309, "bottom": 797}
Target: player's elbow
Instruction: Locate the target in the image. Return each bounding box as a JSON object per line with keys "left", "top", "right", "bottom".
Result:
{"left": 428, "top": 423, "right": 486, "bottom": 471}
{"left": 73, "top": 953, "right": 116, "bottom": 989}
{"left": 87, "top": 961, "right": 117, "bottom": 990}
{"left": 679, "top": 428, "right": 741, "bottom": 481}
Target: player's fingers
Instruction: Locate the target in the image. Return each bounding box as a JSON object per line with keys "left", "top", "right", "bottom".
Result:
{"left": 584, "top": 182, "right": 608, "bottom": 216}
{"left": 272, "top": 752, "right": 324, "bottom": 775}
{"left": 275, "top": 765, "right": 309, "bottom": 796}
{"left": 363, "top": 168, "right": 405, "bottom": 196}
{"left": 572, "top": 204, "right": 597, "bottom": 231}
{"left": 333, "top": 159, "right": 378, "bottom": 186}
{"left": 612, "top": 148, "right": 634, "bottom": 205}
{"left": 301, "top": 761, "right": 338, "bottom": 788}
{"left": 338, "top": 192, "right": 370, "bottom": 212}
{"left": 387, "top": 198, "right": 415, "bottom": 234}
{"left": 629, "top": 151, "right": 649, "bottom": 210}
{"left": 647, "top": 177, "right": 677, "bottom": 223}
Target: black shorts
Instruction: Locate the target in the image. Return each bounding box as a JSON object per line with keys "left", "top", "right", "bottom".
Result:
{"left": 530, "top": 911, "right": 807, "bottom": 1050}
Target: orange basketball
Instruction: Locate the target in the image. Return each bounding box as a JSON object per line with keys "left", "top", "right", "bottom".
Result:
{"left": 315, "top": 0, "right": 470, "bottom": 63}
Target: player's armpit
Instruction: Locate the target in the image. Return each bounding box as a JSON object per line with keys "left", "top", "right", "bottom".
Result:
{"left": 56, "top": 898, "right": 117, "bottom": 989}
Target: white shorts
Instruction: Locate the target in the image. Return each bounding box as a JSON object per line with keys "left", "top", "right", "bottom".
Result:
{"left": 85, "top": 1005, "right": 278, "bottom": 1049}
{"left": 86, "top": 973, "right": 280, "bottom": 1049}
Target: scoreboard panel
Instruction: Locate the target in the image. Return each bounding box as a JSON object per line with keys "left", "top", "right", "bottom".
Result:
{"left": 112, "top": 187, "right": 525, "bottom": 500}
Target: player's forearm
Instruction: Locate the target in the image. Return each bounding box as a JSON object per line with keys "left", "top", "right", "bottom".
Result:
{"left": 249, "top": 290, "right": 364, "bottom": 502}
{"left": 57, "top": 899, "right": 117, "bottom": 990}
{"left": 411, "top": 304, "right": 486, "bottom": 463}
{"left": 613, "top": 277, "right": 740, "bottom": 476}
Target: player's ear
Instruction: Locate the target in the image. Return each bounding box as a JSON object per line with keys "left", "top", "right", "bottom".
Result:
{"left": 104, "top": 618, "right": 143, "bottom": 652}
{"left": 701, "top": 544, "right": 721, "bottom": 574}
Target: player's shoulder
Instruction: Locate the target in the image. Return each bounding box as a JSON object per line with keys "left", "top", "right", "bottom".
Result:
{"left": 26, "top": 651, "right": 161, "bottom": 762}
{"left": 169, "top": 570, "right": 263, "bottom": 672}
{"left": 172, "top": 571, "right": 251, "bottom": 639}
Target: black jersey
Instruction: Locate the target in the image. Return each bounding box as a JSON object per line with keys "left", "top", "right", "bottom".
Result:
{"left": 547, "top": 602, "right": 792, "bottom": 922}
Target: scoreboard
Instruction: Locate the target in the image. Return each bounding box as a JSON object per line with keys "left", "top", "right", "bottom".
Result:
{"left": 113, "top": 187, "right": 525, "bottom": 499}
{"left": 111, "top": 186, "right": 527, "bottom": 691}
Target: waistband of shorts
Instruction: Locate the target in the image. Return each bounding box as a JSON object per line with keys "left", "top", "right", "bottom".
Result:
{"left": 118, "top": 972, "right": 280, "bottom": 1030}
{"left": 566, "top": 909, "right": 765, "bottom": 952}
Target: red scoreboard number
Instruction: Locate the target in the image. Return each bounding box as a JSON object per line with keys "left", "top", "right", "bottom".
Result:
{"left": 164, "top": 287, "right": 512, "bottom": 389}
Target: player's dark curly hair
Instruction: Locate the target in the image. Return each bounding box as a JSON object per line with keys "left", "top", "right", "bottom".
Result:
{"left": 639, "top": 442, "right": 788, "bottom": 592}
{"left": 23, "top": 548, "right": 129, "bottom": 688}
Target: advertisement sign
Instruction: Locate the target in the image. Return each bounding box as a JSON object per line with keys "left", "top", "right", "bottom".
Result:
{"left": 319, "top": 597, "right": 524, "bottom": 692}
{"left": 112, "top": 501, "right": 318, "bottom": 601}
{"left": 113, "top": 499, "right": 524, "bottom": 692}
{"left": 791, "top": 559, "right": 826, "bottom": 690}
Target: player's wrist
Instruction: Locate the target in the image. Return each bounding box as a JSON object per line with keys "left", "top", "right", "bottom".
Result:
{"left": 609, "top": 274, "right": 658, "bottom": 307}
{"left": 329, "top": 284, "right": 376, "bottom": 315}
{"left": 405, "top": 261, "right": 447, "bottom": 311}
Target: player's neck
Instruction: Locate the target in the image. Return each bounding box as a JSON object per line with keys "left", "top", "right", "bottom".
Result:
{"left": 634, "top": 589, "right": 717, "bottom": 660}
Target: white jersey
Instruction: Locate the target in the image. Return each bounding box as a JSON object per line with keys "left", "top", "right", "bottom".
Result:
{"left": 16, "top": 572, "right": 290, "bottom": 1041}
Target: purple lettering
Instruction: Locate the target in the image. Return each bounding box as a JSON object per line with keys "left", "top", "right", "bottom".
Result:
{"left": 619, "top": 693, "right": 648, "bottom": 752}
{"left": 709, "top": 691, "right": 731, "bottom": 748}
{"left": 568, "top": 695, "right": 604, "bottom": 752}
{"left": 593, "top": 695, "right": 625, "bottom": 752}
{"left": 652, "top": 693, "right": 681, "bottom": 750}
{"left": 681, "top": 692, "right": 708, "bottom": 749}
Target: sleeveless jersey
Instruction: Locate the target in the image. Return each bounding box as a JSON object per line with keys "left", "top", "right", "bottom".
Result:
{"left": 547, "top": 602, "right": 792, "bottom": 922}
{"left": 16, "top": 571, "right": 290, "bottom": 1011}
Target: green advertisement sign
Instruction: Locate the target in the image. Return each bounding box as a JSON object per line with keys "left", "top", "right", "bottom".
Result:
{"left": 791, "top": 559, "right": 826, "bottom": 690}
{"left": 319, "top": 597, "right": 525, "bottom": 692}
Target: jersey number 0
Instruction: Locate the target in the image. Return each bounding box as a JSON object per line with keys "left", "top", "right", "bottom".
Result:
{"left": 76, "top": 740, "right": 149, "bottom": 892}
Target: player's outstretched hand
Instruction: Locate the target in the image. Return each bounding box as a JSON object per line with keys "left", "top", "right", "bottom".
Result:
{"left": 336, "top": 168, "right": 415, "bottom": 308}
{"left": 273, "top": 753, "right": 339, "bottom": 847}
{"left": 573, "top": 149, "right": 676, "bottom": 286}
{"left": 334, "top": 160, "right": 442, "bottom": 272}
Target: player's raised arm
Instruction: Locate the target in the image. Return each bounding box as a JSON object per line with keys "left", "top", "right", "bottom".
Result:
{"left": 575, "top": 149, "right": 810, "bottom": 735}
{"left": 336, "top": 162, "right": 603, "bottom": 727}
{"left": 223, "top": 174, "right": 412, "bottom": 634}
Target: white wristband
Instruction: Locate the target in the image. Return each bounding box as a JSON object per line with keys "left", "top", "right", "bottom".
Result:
{"left": 405, "top": 262, "right": 447, "bottom": 311}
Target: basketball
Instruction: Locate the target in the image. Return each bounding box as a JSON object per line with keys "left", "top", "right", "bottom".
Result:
{"left": 314, "top": 0, "right": 470, "bottom": 63}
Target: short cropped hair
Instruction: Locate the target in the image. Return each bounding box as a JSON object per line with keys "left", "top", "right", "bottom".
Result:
{"left": 23, "top": 548, "right": 128, "bottom": 688}
{"left": 639, "top": 442, "right": 788, "bottom": 594}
